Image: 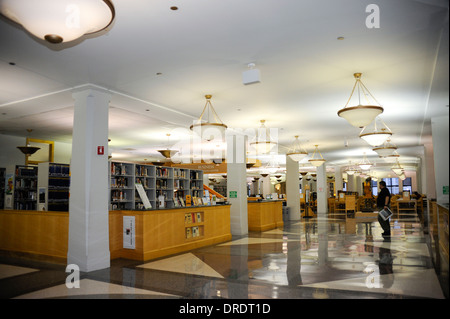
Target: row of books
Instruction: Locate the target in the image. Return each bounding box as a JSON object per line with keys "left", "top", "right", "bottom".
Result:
{"left": 111, "top": 163, "right": 132, "bottom": 176}
{"left": 135, "top": 165, "right": 152, "bottom": 177}
{"left": 174, "top": 169, "right": 188, "bottom": 179}
{"left": 185, "top": 212, "right": 203, "bottom": 224}
{"left": 15, "top": 178, "right": 37, "bottom": 189}
{"left": 185, "top": 226, "right": 202, "bottom": 239}
{"left": 111, "top": 177, "right": 131, "bottom": 188}
{"left": 111, "top": 190, "right": 130, "bottom": 201}
{"left": 156, "top": 167, "right": 170, "bottom": 178}
{"left": 48, "top": 164, "right": 70, "bottom": 176}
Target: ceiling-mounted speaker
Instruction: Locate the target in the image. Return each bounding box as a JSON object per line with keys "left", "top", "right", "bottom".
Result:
{"left": 242, "top": 63, "right": 261, "bottom": 85}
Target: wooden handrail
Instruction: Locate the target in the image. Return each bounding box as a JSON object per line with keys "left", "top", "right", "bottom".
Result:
{"left": 203, "top": 184, "right": 225, "bottom": 199}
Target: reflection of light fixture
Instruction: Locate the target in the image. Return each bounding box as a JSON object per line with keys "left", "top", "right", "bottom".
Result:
{"left": 392, "top": 160, "right": 404, "bottom": 175}
{"left": 17, "top": 129, "right": 40, "bottom": 156}
{"left": 260, "top": 173, "right": 269, "bottom": 178}
{"left": 286, "top": 135, "right": 308, "bottom": 162}
{"left": 0, "top": 0, "right": 115, "bottom": 44}
{"left": 157, "top": 134, "right": 178, "bottom": 158}
{"left": 250, "top": 120, "right": 277, "bottom": 154}
{"left": 308, "top": 145, "right": 325, "bottom": 167}
{"left": 359, "top": 153, "right": 372, "bottom": 170}
{"left": 373, "top": 138, "right": 397, "bottom": 157}
{"left": 190, "top": 95, "right": 227, "bottom": 140}
{"left": 338, "top": 73, "right": 384, "bottom": 128}
{"left": 359, "top": 116, "right": 392, "bottom": 147}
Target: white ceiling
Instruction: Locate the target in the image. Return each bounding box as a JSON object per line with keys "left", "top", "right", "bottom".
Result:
{"left": 0, "top": 0, "right": 448, "bottom": 176}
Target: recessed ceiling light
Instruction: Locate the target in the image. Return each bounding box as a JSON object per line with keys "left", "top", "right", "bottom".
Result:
{"left": 337, "top": 36, "right": 345, "bottom": 40}
{"left": 156, "top": 72, "right": 162, "bottom": 76}
{"left": 9, "top": 62, "right": 16, "bottom": 65}
{"left": 170, "top": 6, "right": 178, "bottom": 10}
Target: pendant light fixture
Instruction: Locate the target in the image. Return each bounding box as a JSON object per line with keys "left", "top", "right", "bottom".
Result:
{"left": 359, "top": 153, "right": 372, "bottom": 170}
{"left": 250, "top": 120, "right": 278, "bottom": 154}
{"left": 190, "top": 95, "right": 227, "bottom": 141}
{"left": 359, "top": 116, "right": 392, "bottom": 147}
{"left": 157, "top": 134, "right": 178, "bottom": 159}
{"left": 345, "top": 161, "right": 356, "bottom": 175}
{"left": 391, "top": 160, "right": 404, "bottom": 175}
{"left": 286, "top": 135, "right": 308, "bottom": 162}
{"left": 308, "top": 145, "right": 326, "bottom": 167}
{"left": 0, "top": 0, "right": 115, "bottom": 44}
{"left": 17, "top": 129, "right": 40, "bottom": 156}
{"left": 337, "top": 73, "right": 384, "bottom": 128}
{"left": 373, "top": 138, "right": 397, "bottom": 157}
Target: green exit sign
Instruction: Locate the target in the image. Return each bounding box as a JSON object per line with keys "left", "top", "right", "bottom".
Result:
{"left": 444, "top": 186, "right": 449, "bottom": 195}
{"left": 229, "top": 191, "right": 237, "bottom": 198}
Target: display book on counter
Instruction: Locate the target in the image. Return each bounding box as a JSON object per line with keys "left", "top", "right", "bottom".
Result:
{"left": 110, "top": 161, "right": 214, "bottom": 211}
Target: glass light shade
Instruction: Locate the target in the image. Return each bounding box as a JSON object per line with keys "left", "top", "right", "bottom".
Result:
{"left": 392, "top": 168, "right": 404, "bottom": 175}
{"left": 190, "top": 123, "right": 227, "bottom": 141}
{"left": 360, "top": 131, "right": 392, "bottom": 147}
{"left": 0, "top": 0, "right": 115, "bottom": 43}
{"left": 359, "top": 164, "right": 372, "bottom": 170}
{"left": 337, "top": 105, "right": 383, "bottom": 128}
{"left": 309, "top": 159, "right": 325, "bottom": 167}
{"left": 373, "top": 146, "right": 397, "bottom": 157}
{"left": 17, "top": 145, "right": 40, "bottom": 155}
{"left": 250, "top": 141, "right": 277, "bottom": 154}
{"left": 346, "top": 169, "right": 356, "bottom": 175}
{"left": 287, "top": 151, "right": 307, "bottom": 162}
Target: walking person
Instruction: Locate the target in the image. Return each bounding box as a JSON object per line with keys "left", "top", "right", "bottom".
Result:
{"left": 377, "top": 181, "right": 391, "bottom": 238}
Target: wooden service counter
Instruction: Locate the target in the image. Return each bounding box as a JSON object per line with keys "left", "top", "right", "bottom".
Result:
{"left": 0, "top": 205, "right": 231, "bottom": 262}
{"left": 247, "top": 200, "right": 283, "bottom": 232}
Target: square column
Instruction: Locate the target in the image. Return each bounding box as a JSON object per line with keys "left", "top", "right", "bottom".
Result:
{"left": 67, "top": 86, "right": 111, "bottom": 272}
{"left": 286, "top": 155, "right": 300, "bottom": 220}
{"left": 226, "top": 133, "right": 248, "bottom": 236}
{"left": 316, "top": 163, "right": 327, "bottom": 218}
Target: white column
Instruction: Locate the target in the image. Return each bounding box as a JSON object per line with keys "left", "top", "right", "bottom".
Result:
{"left": 334, "top": 165, "right": 343, "bottom": 196}
{"left": 226, "top": 133, "right": 248, "bottom": 236}
{"left": 286, "top": 155, "right": 300, "bottom": 220}
{"left": 67, "top": 86, "right": 111, "bottom": 272}
{"left": 431, "top": 115, "right": 449, "bottom": 203}
{"left": 316, "top": 163, "right": 327, "bottom": 218}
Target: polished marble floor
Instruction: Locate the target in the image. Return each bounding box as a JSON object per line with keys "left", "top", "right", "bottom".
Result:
{"left": 0, "top": 215, "right": 447, "bottom": 301}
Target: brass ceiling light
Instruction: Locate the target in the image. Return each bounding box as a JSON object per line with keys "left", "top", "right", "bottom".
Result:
{"left": 373, "top": 138, "right": 397, "bottom": 157}
{"left": 358, "top": 152, "right": 372, "bottom": 171}
{"left": 0, "top": 0, "right": 115, "bottom": 44}
{"left": 359, "top": 116, "right": 392, "bottom": 147}
{"left": 286, "top": 135, "right": 308, "bottom": 162}
{"left": 190, "top": 95, "right": 227, "bottom": 141}
{"left": 250, "top": 120, "right": 278, "bottom": 154}
{"left": 157, "top": 133, "right": 178, "bottom": 159}
{"left": 308, "top": 145, "right": 326, "bottom": 167}
{"left": 17, "top": 129, "right": 40, "bottom": 156}
{"left": 338, "top": 73, "right": 384, "bottom": 128}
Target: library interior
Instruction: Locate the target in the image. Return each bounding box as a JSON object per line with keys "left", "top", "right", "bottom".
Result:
{"left": 0, "top": 0, "right": 448, "bottom": 303}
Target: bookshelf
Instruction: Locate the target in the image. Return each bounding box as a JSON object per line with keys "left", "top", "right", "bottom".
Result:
{"left": 184, "top": 211, "right": 204, "bottom": 240}
{"left": 110, "top": 162, "right": 135, "bottom": 210}
{"left": 14, "top": 165, "right": 38, "bottom": 210}
{"left": 109, "top": 161, "right": 204, "bottom": 211}
{"left": 37, "top": 162, "right": 70, "bottom": 211}
{"left": 135, "top": 164, "right": 156, "bottom": 210}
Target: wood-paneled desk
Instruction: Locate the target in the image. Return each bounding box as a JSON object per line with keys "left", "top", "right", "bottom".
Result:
{"left": 247, "top": 200, "right": 283, "bottom": 231}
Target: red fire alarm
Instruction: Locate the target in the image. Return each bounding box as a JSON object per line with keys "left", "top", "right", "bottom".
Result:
{"left": 97, "top": 146, "right": 104, "bottom": 155}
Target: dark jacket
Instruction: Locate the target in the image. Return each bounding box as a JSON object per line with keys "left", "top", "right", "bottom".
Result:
{"left": 377, "top": 187, "right": 391, "bottom": 208}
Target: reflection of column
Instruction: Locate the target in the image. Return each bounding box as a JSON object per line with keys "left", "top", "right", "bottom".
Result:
{"left": 317, "top": 218, "right": 328, "bottom": 266}
{"left": 228, "top": 245, "right": 249, "bottom": 298}
{"left": 286, "top": 237, "right": 302, "bottom": 286}
{"left": 68, "top": 86, "right": 111, "bottom": 272}
{"left": 286, "top": 155, "right": 300, "bottom": 220}
{"left": 226, "top": 133, "right": 248, "bottom": 236}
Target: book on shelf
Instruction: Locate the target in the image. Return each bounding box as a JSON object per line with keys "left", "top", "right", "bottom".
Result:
{"left": 185, "top": 227, "right": 192, "bottom": 239}
{"left": 196, "top": 212, "right": 202, "bottom": 223}
{"left": 158, "top": 195, "right": 165, "bottom": 208}
{"left": 179, "top": 196, "right": 185, "bottom": 207}
{"left": 173, "top": 196, "right": 180, "bottom": 207}
{"left": 192, "top": 226, "right": 198, "bottom": 237}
